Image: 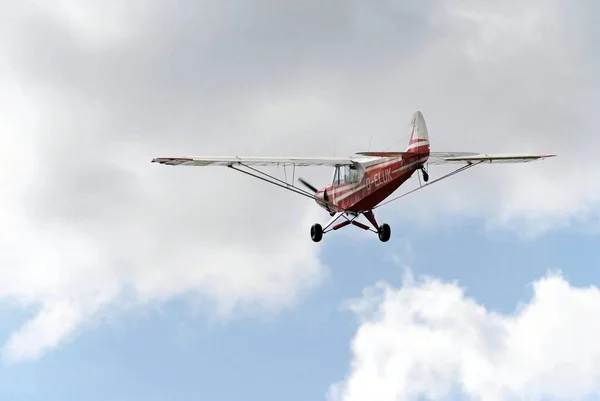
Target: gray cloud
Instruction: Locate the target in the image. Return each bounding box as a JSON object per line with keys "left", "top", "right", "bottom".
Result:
{"left": 1, "top": 0, "right": 598, "bottom": 361}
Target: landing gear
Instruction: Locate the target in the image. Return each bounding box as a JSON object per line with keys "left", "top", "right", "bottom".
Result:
{"left": 420, "top": 166, "right": 429, "bottom": 183}
{"left": 310, "top": 223, "right": 323, "bottom": 242}
{"left": 378, "top": 223, "right": 391, "bottom": 242}
{"left": 309, "top": 210, "right": 392, "bottom": 242}
{"left": 366, "top": 211, "right": 391, "bottom": 243}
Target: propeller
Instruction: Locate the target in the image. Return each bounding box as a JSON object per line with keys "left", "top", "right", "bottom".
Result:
{"left": 298, "top": 177, "right": 319, "bottom": 193}
{"left": 298, "top": 177, "right": 331, "bottom": 213}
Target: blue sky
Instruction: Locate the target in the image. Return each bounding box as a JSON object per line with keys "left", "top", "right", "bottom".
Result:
{"left": 2, "top": 220, "right": 598, "bottom": 401}
{"left": 2, "top": 1, "right": 600, "bottom": 400}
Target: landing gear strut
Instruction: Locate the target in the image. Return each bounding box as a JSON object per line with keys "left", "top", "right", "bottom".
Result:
{"left": 310, "top": 210, "right": 391, "bottom": 242}
{"left": 365, "top": 211, "right": 391, "bottom": 243}
{"left": 420, "top": 166, "right": 429, "bottom": 183}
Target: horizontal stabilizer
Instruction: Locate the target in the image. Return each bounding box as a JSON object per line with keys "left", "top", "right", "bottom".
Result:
{"left": 356, "top": 151, "right": 481, "bottom": 159}
{"left": 355, "top": 151, "right": 418, "bottom": 158}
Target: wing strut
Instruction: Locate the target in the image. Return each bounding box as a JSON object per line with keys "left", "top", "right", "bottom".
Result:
{"left": 228, "top": 163, "right": 342, "bottom": 211}
{"left": 373, "top": 161, "right": 483, "bottom": 209}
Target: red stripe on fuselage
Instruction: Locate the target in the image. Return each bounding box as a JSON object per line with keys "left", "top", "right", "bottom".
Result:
{"left": 408, "top": 138, "right": 428, "bottom": 145}
{"left": 406, "top": 144, "right": 430, "bottom": 154}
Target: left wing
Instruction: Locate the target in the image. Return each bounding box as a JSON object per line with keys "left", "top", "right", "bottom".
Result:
{"left": 427, "top": 152, "right": 556, "bottom": 165}
{"left": 151, "top": 156, "right": 355, "bottom": 167}
{"left": 152, "top": 155, "right": 352, "bottom": 210}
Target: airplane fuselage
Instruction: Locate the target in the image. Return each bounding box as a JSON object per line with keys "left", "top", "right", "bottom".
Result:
{"left": 316, "top": 153, "right": 429, "bottom": 213}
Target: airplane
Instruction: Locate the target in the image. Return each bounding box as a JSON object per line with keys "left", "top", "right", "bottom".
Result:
{"left": 152, "top": 111, "right": 555, "bottom": 243}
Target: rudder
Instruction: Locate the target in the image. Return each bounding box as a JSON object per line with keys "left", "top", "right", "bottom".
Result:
{"left": 406, "top": 111, "right": 430, "bottom": 156}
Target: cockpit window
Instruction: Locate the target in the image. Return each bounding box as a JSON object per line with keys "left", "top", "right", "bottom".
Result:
{"left": 338, "top": 165, "right": 361, "bottom": 184}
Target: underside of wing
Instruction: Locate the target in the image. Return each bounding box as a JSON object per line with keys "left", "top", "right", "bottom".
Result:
{"left": 151, "top": 156, "right": 355, "bottom": 167}
{"left": 427, "top": 152, "right": 556, "bottom": 165}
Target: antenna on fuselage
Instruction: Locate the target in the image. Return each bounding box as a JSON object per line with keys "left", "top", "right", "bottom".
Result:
{"left": 333, "top": 136, "right": 338, "bottom": 156}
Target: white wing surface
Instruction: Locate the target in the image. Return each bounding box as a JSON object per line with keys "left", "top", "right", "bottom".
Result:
{"left": 428, "top": 152, "right": 556, "bottom": 165}
{"left": 151, "top": 156, "right": 355, "bottom": 167}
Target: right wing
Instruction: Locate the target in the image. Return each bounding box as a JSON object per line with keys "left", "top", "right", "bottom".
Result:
{"left": 354, "top": 151, "right": 556, "bottom": 164}
{"left": 151, "top": 156, "right": 355, "bottom": 167}
{"left": 427, "top": 152, "right": 556, "bottom": 165}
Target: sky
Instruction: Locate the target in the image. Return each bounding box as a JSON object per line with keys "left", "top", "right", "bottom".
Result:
{"left": 1, "top": 0, "right": 600, "bottom": 400}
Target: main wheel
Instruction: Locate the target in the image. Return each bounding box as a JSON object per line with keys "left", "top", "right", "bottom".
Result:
{"left": 422, "top": 170, "right": 429, "bottom": 182}
{"left": 378, "top": 223, "right": 391, "bottom": 242}
{"left": 311, "top": 223, "right": 323, "bottom": 242}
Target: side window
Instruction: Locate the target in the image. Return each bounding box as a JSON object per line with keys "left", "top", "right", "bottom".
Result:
{"left": 349, "top": 166, "right": 359, "bottom": 182}
{"left": 333, "top": 166, "right": 344, "bottom": 185}
{"left": 340, "top": 165, "right": 350, "bottom": 183}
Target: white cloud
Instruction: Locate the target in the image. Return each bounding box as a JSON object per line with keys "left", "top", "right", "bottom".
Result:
{"left": 329, "top": 271, "right": 600, "bottom": 401}
{"left": 2, "top": 299, "right": 85, "bottom": 363}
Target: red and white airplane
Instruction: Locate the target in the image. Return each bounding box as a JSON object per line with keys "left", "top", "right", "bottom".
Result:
{"left": 153, "top": 111, "right": 555, "bottom": 242}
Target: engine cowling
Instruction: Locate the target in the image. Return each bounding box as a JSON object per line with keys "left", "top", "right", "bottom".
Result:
{"left": 315, "top": 189, "right": 331, "bottom": 212}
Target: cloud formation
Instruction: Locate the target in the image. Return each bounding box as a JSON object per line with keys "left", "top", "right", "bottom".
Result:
{"left": 330, "top": 271, "right": 600, "bottom": 401}
{"left": 0, "top": 0, "right": 598, "bottom": 361}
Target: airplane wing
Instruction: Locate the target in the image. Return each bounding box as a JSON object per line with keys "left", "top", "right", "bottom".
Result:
{"left": 354, "top": 151, "right": 556, "bottom": 164}
{"left": 152, "top": 155, "right": 354, "bottom": 210}
{"left": 151, "top": 156, "right": 355, "bottom": 167}
{"left": 373, "top": 152, "right": 556, "bottom": 209}
{"left": 427, "top": 152, "right": 556, "bottom": 165}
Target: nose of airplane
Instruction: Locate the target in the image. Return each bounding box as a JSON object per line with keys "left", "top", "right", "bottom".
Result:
{"left": 298, "top": 177, "right": 331, "bottom": 211}
{"left": 314, "top": 189, "right": 329, "bottom": 210}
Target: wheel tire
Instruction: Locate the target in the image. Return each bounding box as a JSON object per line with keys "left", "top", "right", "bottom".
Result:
{"left": 311, "top": 223, "right": 323, "bottom": 242}
{"left": 423, "top": 171, "right": 429, "bottom": 182}
{"left": 378, "top": 223, "right": 391, "bottom": 242}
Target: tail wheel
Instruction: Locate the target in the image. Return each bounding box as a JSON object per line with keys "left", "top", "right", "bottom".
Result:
{"left": 378, "top": 223, "right": 391, "bottom": 242}
{"left": 311, "top": 223, "right": 323, "bottom": 242}
{"left": 421, "top": 167, "right": 429, "bottom": 182}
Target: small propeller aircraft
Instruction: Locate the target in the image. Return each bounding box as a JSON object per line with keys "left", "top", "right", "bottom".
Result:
{"left": 153, "top": 111, "right": 555, "bottom": 242}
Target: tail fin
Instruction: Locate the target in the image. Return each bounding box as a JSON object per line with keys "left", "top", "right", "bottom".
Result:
{"left": 406, "top": 111, "right": 430, "bottom": 156}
